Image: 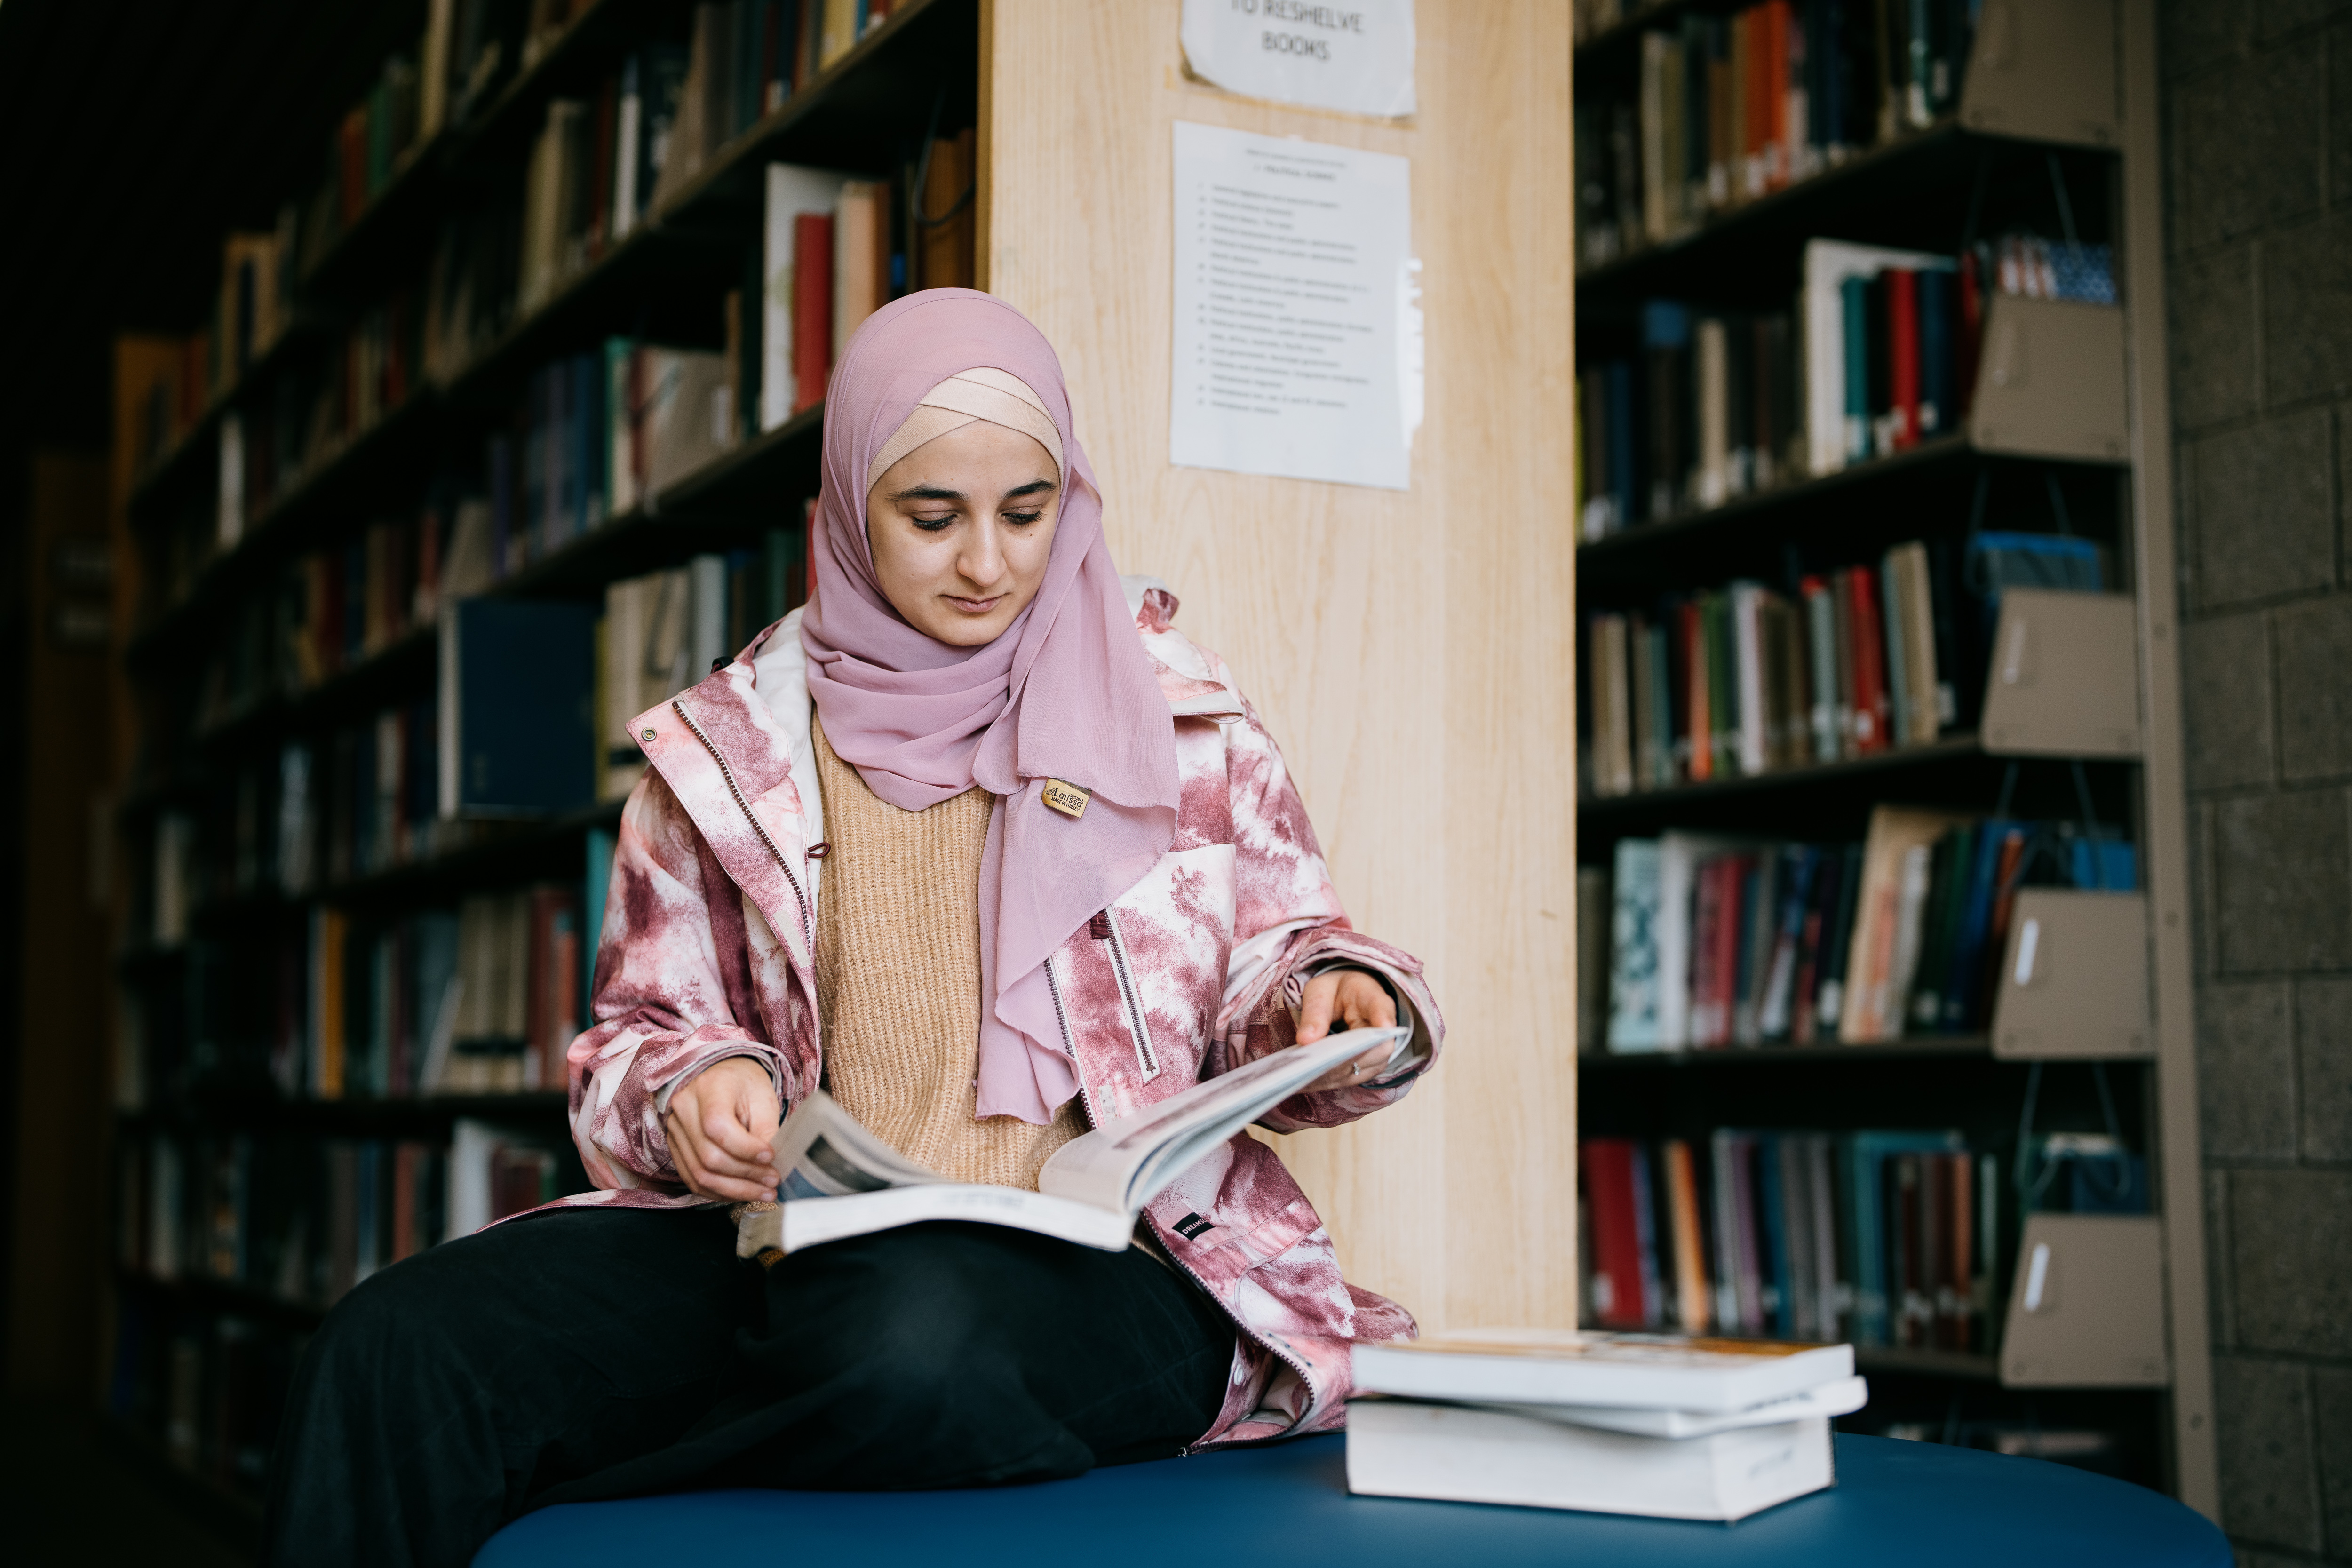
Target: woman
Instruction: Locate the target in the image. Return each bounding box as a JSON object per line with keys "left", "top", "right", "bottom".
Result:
{"left": 264, "top": 291, "right": 1443, "bottom": 1566}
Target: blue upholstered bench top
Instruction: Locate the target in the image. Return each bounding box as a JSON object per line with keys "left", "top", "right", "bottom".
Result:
{"left": 476, "top": 1432, "right": 2230, "bottom": 1567}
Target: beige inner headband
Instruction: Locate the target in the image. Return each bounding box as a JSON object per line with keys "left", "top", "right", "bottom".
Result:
{"left": 865, "top": 368, "right": 1065, "bottom": 491}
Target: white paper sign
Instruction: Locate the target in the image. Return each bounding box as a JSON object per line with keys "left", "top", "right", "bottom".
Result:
{"left": 1181, "top": 0, "right": 1416, "bottom": 119}
{"left": 1170, "top": 121, "right": 1417, "bottom": 491}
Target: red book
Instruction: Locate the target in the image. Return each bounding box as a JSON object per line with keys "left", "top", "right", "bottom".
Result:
{"left": 1887, "top": 267, "right": 1919, "bottom": 449}
{"left": 1580, "top": 1139, "right": 1650, "bottom": 1328}
{"left": 339, "top": 106, "right": 369, "bottom": 225}
{"left": 1764, "top": 1, "right": 1791, "bottom": 184}
{"left": 391, "top": 1144, "right": 418, "bottom": 1262}
{"left": 590, "top": 74, "right": 617, "bottom": 258}
{"left": 792, "top": 211, "right": 834, "bottom": 413}
{"left": 1691, "top": 857, "right": 1725, "bottom": 1045}
{"left": 1712, "top": 856, "right": 1750, "bottom": 1047}
{"left": 1680, "top": 600, "right": 1710, "bottom": 780}
{"left": 1846, "top": 565, "right": 1888, "bottom": 753}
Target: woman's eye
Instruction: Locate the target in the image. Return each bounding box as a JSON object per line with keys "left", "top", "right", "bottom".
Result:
{"left": 911, "top": 514, "right": 955, "bottom": 532}
{"left": 1004, "top": 510, "right": 1042, "bottom": 526}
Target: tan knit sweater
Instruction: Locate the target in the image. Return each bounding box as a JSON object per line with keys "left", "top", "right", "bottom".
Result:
{"left": 810, "top": 715, "right": 1086, "bottom": 1190}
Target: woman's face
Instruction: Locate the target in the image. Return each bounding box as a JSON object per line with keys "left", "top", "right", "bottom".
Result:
{"left": 865, "top": 420, "right": 1061, "bottom": 647}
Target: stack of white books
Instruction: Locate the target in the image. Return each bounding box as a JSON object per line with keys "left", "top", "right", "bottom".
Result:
{"left": 1348, "top": 1330, "right": 1867, "bottom": 1521}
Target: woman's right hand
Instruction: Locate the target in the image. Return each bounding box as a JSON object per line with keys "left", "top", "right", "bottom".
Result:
{"left": 662, "top": 1057, "right": 783, "bottom": 1200}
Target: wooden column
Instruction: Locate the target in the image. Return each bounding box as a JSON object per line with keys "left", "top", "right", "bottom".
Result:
{"left": 981, "top": 0, "right": 1577, "bottom": 1332}
{"left": 5, "top": 450, "right": 115, "bottom": 1398}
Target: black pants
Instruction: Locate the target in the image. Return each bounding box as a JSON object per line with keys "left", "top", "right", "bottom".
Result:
{"left": 262, "top": 1208, "right": 1238, "bottom": 1568}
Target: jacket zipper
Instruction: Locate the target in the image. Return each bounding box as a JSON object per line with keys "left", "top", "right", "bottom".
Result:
{"left": 670, "top": 700, "right": 811, "bottom": 946}
{"left": 1099, "top": 907, "right": 1160, "bottom": 1079}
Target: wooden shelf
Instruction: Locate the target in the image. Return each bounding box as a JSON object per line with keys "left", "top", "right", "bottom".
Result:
{"left": 116, "top": 1265, "right": 327, "bottom": 1332}
{"left": 1574, "top": 121, "right": 2122, "bottom": 312}
{"left": 123, "top": 311, "right": 332, "bottom": 521}
{"left": 184, "top": 799, "right": 623, "bottom": 929}
{"left": 1580, "top": 733, "right": 1989, "bottom": 821}
{"left": 298, "top": 130, "right": 448, "bottom": 305}
{"left": 119, "top": 1089, "right": 569, "bottom": 1135}
{"left": 449, "top": 0, "right": 674, "bottom": 161}
{"left": 125, "top": 389, "right": 443, "bottom": 670}
{"left": 1575, "top": 437, "right": 2128, "bottom": 591}
{"left": 1579, "top": 1036, "right": 1994, "bottom": 1070}
{"left": 97, "top": 1413, "right": 264, "bottom": 1549}
{"left": 1855, "top": 1346, "right": 2002, "bottom": 1382}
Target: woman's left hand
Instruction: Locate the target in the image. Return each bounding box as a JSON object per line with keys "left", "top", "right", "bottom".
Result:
{"left": 1295, "top": 969, "right": 1401, "bottom": 1092}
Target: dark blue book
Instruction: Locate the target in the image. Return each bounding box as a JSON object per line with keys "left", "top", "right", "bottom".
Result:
{"left": 1919, "top": 268, "right": 1951, "bottom": 436}
{"left": 1756, "top": 1133, "right": 1794, "bottom": 1337}
{"left": 437, "top": 597, "right": 597, "bottom": 819}
{"left": 1605, "top": 359, "right": 1636, "bottom": 526}
{"left": 584, "top": 826, "right": 615, "bottom": 1023}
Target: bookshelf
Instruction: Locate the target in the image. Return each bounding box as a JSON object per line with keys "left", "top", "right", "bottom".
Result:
{"left": 98, "top": 0, "right": 1580, "bottom": 1520}
{"left": 103, "top": 0, "right": 985, "bottom": 1515}
{"left": 1572, "top": 0, "right": 2216, "bottom": 1511}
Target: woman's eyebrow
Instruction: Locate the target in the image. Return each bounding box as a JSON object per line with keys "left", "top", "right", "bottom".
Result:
{"left": 892, "top": 484, "right": 963, "bottom": 502}
{"left": 1002, "top": 478, "right": 1057, "bottom": 500}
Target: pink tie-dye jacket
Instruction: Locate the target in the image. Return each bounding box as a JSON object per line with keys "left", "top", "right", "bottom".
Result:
{"left": 554, "top": 581, "right": 1444, "bottom": 1449}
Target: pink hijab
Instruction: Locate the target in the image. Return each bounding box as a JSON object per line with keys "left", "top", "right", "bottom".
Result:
{"left": 800, "top": 290, "right": 1179, "bottom": 1123}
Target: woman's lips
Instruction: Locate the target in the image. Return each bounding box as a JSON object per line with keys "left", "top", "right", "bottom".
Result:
{"left": 945, "top": 595, "right": 1003, "bottom": 613}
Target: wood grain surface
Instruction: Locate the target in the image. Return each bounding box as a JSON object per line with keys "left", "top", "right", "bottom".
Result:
{"left": 981, "top": 0, "right": 1576, "bottom": 1332}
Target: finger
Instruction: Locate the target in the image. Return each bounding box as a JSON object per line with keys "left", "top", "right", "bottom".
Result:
{"left": 1295, "top": 976, "right": 1339, "bottom": 1044}
{"left": 695, "top": 1111, "right": 774, "bottom": 1182}
{"left": 1343, "top": 975, "right": 1397, "bottom": 1030}
{"left": 669, "top": 1119, "right": 772, "bottom": 1200}
{"left": 666, "top": 1110, "right": 715, "bottom": 1194}
{"left": 701, "top": 1098, "right": 773, "bottom": 1166}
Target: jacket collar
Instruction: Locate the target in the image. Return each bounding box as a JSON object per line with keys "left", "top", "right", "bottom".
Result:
{"left": 629, "top": 576, "right": 1240, "bottom": 966}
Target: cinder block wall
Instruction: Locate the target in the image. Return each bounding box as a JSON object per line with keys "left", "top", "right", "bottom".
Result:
{"left": 2163, "top": 2, "right": 2352, "bottom": 1560}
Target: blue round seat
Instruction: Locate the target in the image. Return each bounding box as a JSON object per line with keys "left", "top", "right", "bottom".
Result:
{"left": 476, "top": 1431, "right": 2228, "bottom": 1567}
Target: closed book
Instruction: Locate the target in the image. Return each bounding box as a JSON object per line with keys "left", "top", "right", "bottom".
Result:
{"left": 1590, "top": 614, "right": 1633, "bottom": 796}
{"left": 1839, "top": 805, "right": 1973, "bottom": 1043}
{"left": 1845, "top": 564, "right": 1888, "bottom": 752}
{"left": 438, "top": 598, "right": 597, "bottom": 819}
{"left": 1606, "top": 838, "right": 1666, "bottom": 1051}
{"left": 791, "top": 210, "right": 834, "bottom": 413}
{"left": 1581, "top": 1139, "right": 1652, "bottom": 1327}
{"left": 760, "top": 165, "right": 850, "bottom": 426}
{"left": 1346, "top": 1401, "right": 1836, "bottom": 1521}
{"left": 833, "top": 179, "right": 888, "bottom": 384}
{"left": 1878, "top": 549, "right": 1910, "bottom": 745}
{"left": 1662, "top": 1139, "right": 1713, "bottom": 1331}
{"left": 1350, "top": 1330, "right": 1853, "bottom": 1413}
{"left": 1886, "top": 266, "right": 1919, "bottom": 448}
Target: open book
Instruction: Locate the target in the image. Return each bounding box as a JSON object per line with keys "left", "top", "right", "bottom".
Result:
{"left": 735, "top": 1024, "right": 1414, "bottom": 1258}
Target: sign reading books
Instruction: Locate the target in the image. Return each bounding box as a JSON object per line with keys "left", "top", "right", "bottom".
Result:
{"left": 1169, "top": 121, "right": 1419, "bottom": 492}
{"left": 1179, "top": 0, "right": 1416, "bottom": 119}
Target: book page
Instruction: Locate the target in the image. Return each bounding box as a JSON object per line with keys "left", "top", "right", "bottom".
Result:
{"left": 1040, "top": 1026, "right": 1409, "bottom": 1211}
{"left": 1169, "top": 121, "right": 1417, "bottom": 491}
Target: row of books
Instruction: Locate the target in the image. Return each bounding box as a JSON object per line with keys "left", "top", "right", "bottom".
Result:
{"left": 1586, "top": 539, "right": 1984, "bottom": 796}
{"left": 118, "top": 1119, "right": 575, "bottom": 1307}
{"left": 157, "top": 549, "right": 802, "bottom": 942}
{"left": 1600, "top": 805, "right": 2139, "bottom": 1052}
{"left": 1348, "top": 1332, "right": 1859, "bottom": 1520}
{"left": 126, "top": 844, "right": 604, "bottom": 1109}
{"left": 105, "top": 1114, "right": 573, "bottom": 1503}
{"left": 298, "top": 888, "right": 585, "bottom": 1101}
{"left": 1574, "top": 0, "right": 1984, "bottom": 266}
{"left": 658, "top": 1, "right": 904, "bottom": 210}
{"left": 1580, "top": 1129, "right": 1996, "bottom": 1352}
{"left": 108, "top": 1302, "right": 290, "bottom": 1499}
{"left": 1577, "top": 237, "right": 2116, "bottom": 534}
